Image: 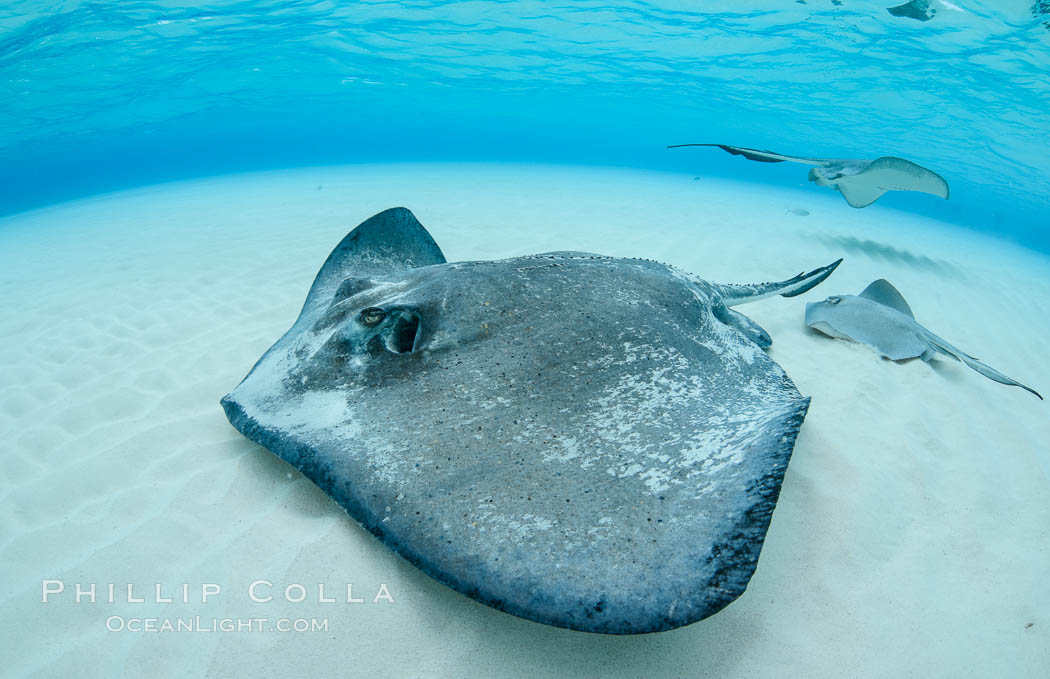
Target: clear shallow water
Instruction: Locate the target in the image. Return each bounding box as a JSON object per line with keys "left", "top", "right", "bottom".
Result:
{"left": 1, "top": 0, "right": 1049, "bottom": 246}
{"left": 4, "top": 1, "right": 1050, "bottom": 665}
{"left": 1, "top": 166, "right": 1047, "bottom": 676}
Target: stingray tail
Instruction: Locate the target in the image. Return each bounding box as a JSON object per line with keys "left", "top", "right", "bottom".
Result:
{"left": 717, "top": 259, "right": 843, "bottom": 307}
{"left": 923, "top": 330, "right": 1043, "bottom": 400}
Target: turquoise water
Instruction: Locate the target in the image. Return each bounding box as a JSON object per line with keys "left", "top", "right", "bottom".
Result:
{"left": 2, "top": 1, "right": 1049, "bottom": 248}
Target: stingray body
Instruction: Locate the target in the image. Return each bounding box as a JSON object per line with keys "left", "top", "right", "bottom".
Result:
{"left": 806, "top": 279, "right": 1042, "bottom": 399}
{"left": 222, "top": 208, "right": 842, "bottom": 633}
{"left": 1036, "top": 0, "right": 1050, "bottom": 29}
{"left": 887, "top": 0, "right": 964, "bottom": 21}
{"left": 668, "top": 143, "right": 950, "bottom": 208}
{"left": 888, "top": 0, "right": 936, "bottom": 21}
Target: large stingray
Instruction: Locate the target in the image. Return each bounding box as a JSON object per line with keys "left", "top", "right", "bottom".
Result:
{"left": 806, "top": 279, "right": 1042, "bottom": 399}
{"left": 221, "top": 207, "right": 842, "bottom": 633}
{"left": 668, "top": 143, "right": 950, "bottom": 208}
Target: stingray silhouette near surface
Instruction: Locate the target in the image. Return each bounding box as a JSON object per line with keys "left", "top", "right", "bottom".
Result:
{"left": 669, "top": 143, "right": 950, "bottom": 208}
{"left": 222, "top": 207, "right": 842, "bottom": 633}
{"left": 806, "top": 279, "right": 1042, "bottom": 399}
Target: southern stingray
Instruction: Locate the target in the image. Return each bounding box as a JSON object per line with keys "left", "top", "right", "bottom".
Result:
{"left": 1036, "top": 0, "right": 1050, "bottom": 29}
{"left": 806, "top": 279, "right": 1042, "bottom": 399}
{"left": 668, "top": 143, "right": 950, "bottom": 208}
{"left": 222, "top": 207, "right": 842, "bottom": 633}
{"left": 886, "top": 0, "right": 964, "bottom": 21}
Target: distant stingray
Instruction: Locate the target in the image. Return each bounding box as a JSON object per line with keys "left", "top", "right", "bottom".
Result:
{"left": 887, "top": 0, "right": 964, "bottom": 21}
{"left": 806, "top": 279, "right": 1042, "bottom": 399}
{"left": 1035, "top": 0, "right": 1050, "bottom": 29}
{"left": 887, "top": 0, "right": 935, "bottom": 21}
{"left": 668, "top": 144, "right": 950, "bottom": 208}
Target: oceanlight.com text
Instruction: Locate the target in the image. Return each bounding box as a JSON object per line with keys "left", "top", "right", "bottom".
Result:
{"left": 105, "top": 616, "right": 330, "bottom": 633}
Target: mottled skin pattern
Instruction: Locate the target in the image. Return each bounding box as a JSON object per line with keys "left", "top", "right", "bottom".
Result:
{"left": 222, "top": 208, "right": 839, "bottom": 633}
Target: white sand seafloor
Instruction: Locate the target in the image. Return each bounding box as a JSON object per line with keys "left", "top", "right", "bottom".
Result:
{"left": 1, "top": 163, "right": 1048, "bottom": 678}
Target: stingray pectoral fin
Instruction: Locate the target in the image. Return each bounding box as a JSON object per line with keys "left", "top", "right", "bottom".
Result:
{"left": 805, "top": 296, "right": 930, "bottom": 360}
{"left": 888, "top": 0, "right": 936, "bottom": 21}
{"left": 805, "top": 303, "right": 853, "bottom": 340}
{"left": 833, "top": 179, "right": 889, "bottom": 209}
{"left": 714, "top": 305, "right": 772, "bottom": 348}
{"left": 857, "top": 279, "right": 915, "bottom": 318}
{"left": 848, "top": 156, "right": 950, "bottom": 206}
{"left": 718, "top": 259, "right": 843, "bottom": 307}
{"left": 301, "top": 207, "right": 447, "bottom": 317}
{"left": 813, "top": 157, "right": 948, "bottom": 208}
{"left": 864, "top": 157, "right": 949, "bottom": 198}
{"left": 923, "top": 330, "right": 1043, "bottom": 400}
{"left": 808, "top": 319, "right": 854, "bottom": 341}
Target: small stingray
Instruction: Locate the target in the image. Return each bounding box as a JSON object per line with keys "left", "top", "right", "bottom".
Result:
{"left": 887, "top": 0, "right": 964, "bottom": 21}
{"left": 669, "top": 143, "right": 950, "bottom": 208}
{"left": 888, "top": 0, "right": 936, "bottom": 20}
{"left": 222, "top": 207, "right": 842, "bottom": 633}
{"left": 1035, "top": 0, "right": 1050, "bottom": 29}
{"left": 806, "top": 279, "right": 1042, "bottom": 399}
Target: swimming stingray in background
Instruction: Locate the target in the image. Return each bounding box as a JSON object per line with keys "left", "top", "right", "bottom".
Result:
{"left": 886, "top": 0, "right": 964, "bottom": 21}
{"left": 1035, "top": 0, "right": 1050, "bottom": 29}
{"left": 222, "top": 207, "right": 842, "bottom": 633}
{"left": 668, "top": 143, "right": 950, "bottom": 208}
{"left": 806, "top": 279, "right": 1042, "bottom": 399}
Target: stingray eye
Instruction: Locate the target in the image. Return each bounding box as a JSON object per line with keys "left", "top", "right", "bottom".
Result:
{"left": 359, "top": 307, "right": 386, "bottom": 326}
{"left": 827, "top": 296, "right": 842, "bottom": 305}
